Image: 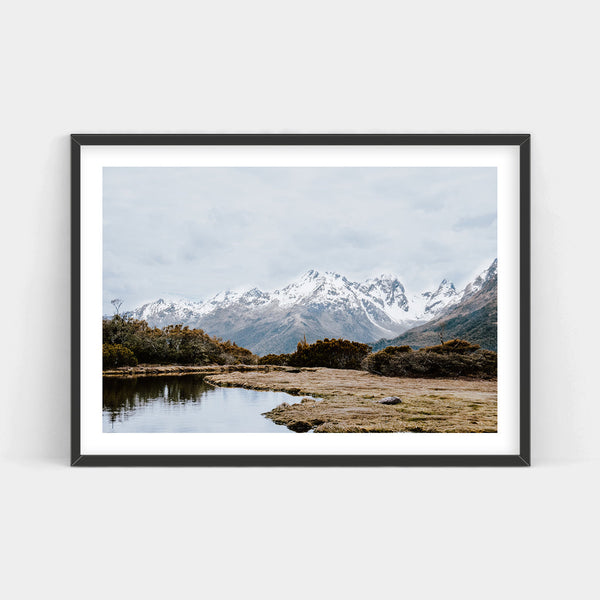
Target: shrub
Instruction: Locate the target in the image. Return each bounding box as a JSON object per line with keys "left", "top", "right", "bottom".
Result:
{"left": 102, "top": 343, "right": 138, "bottom": 369}
{"left": 382, "top": 345, "right": 413, "bottom": 354}
{"left": 102, "top": 316, "right": 257, "bottom": 367}
{"left": 258, "top": 353, "right": 291, "bottom": 366}
{"left": 363, "top": 339, "right": 496, "bottom": 379}
{"left": 257, "top": 338, "right": 371, "bottom": 370}
{"left": 219, "top": 340, "right": 258, "bottom": 365}
{"left": 363, "top": 345, "right": 411, "bottom": 374}
{"left": 419, "top": 339, "right": 481, "bottom": 354}
{"left": 288, "top": 338, "right": 371, "bottom": 370}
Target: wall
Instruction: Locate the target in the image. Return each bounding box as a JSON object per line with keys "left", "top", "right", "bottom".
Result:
{"left": 1, "top": 1, "right": 598, "bottom": 598}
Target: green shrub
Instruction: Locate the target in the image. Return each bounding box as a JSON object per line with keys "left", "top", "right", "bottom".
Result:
{"left": 102, "top": 316, "right": 256, "bottom": 367}
{"left": 419, "top": 339, "right": 481, "bottom": 354}
{"left": 256, "top": 338, "right": 371, "bottom": 370}
{"left": 102, "top": 343, "right": 138, "bottom": 369}
{"left": 363, "top": 339, "right": 496, "bottom": 379}
{"left": 382, "top": 345, "right": 412, "bottom": 354}
{"left": 288, "top": 338, "right": 371, "bottom": 370}
{"left": 258, "top": 353, "right": 291, "bottom": 366}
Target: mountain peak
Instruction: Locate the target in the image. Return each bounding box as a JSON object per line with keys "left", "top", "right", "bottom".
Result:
{"left": 437, "top": 279, "right": 456, "bottom": 291}
{"left": 367, "top": 272, "right": 401, "bottom": 284}
{"left": 124, "top": 261, "right": 497, "bottom": 354}
{"left": 361, "top": 270, "right": 397, "bottom": 280}
{"left": 302, "top": 269, "right": 319, "bottom": 279}
{"left": 460, "top": 259, "right": 498, "bottom": 300}
{"left": 314, "top": 270, "right": 345, "bottom": 280}
{"left": 292, "top": 269, "right": 347, "bottom": 289}
{"left": 322, "top": 270, "right": 343, "bottom": 279}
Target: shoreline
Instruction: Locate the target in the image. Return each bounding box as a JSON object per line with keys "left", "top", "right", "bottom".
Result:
{"left": 103, "top": 364, "right": 497, "bottom": 433}
{"left": 205, "top": 367, "right": 497, "bottom": 433}
{"left": 102, "top": 363, "right": 313, "bottom": 378}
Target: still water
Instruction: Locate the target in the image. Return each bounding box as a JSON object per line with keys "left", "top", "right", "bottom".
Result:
{"left": 103, "top": 375, "right": 303, "bottom": 433}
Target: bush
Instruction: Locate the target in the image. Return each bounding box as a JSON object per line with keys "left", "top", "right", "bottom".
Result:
{"left": 419, "top": 339, "right": 481, "bottom": 354}
{"left": 363, "top": 345, "right": 412, "bottom": 374}
{"left": 218, "top": 340, "right": 258, "bottom": 365}
{"left": 288, "top": 338, "right": 371, "bottom": 370}
{"left": 102, "top": 316, "right": 256, "bottom": 367}
{"left": 258, "top": 353, "right": 292, "bottom": 366}
{"left": 102, "top": 343, "right": 138, "bottom": 369}
{"left": 382, "top": 345, "right": 412, "bottom": 354}
{"left": 256, "top": 338, "right": 371, "bottom": 370}
{"left": 363, "top": 339, "right": 496, "bottom": 378}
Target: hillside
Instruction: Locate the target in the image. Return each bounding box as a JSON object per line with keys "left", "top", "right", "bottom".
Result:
{"left": 372, "top": 260, "right": 497, "bottom": 351}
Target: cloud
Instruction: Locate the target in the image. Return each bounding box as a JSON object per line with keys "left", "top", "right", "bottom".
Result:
{"left": 453, "top": 213, "right": 497, "bottom": 231}
{"left": 103, "top": 167, "right": 497, "bottom": 312}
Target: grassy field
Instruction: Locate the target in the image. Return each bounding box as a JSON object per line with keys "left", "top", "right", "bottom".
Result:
{"left": 204, "top": 367, "right": 497, "bottom": 433}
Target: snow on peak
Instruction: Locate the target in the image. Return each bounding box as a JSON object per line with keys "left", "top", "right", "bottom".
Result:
{"left": 125, "top": 260, "right": 497, "bottom": 332}
{"left": 461, "top": 259, "right": 497, "bottom": 300}
{"left": 301, "top": 269, "right": 320, "bottom": 280}
{"left": 272, "top": 270, "right": 352, "bottom": 307}
{"left": 356, "top": 274, "right": 408, "bottom": 320}
{"left": 421, "top": 279, "right": 459, "bottom": 315}
{"left": 374, "top": 272, "right": 401, "bottom": 282}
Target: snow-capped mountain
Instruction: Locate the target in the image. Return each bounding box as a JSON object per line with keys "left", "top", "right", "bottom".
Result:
{"left": 131, "top": 298, "right": 202, "bottom": 325}
{"left": 461, "top": 258, "right": 497, "bottom": 300}
{"left": 123, "top": 262, "right": 496, "bottom": 355}
{"left": 372, "top": 259, "right": 499, "bottom": 352}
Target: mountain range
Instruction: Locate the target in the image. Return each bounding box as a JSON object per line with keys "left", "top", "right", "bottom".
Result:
{"left": 372, "top": 259, "right": 498, "bottom": 351}
{"left": 124, "top": 260, "right": 497, "bottom": 355}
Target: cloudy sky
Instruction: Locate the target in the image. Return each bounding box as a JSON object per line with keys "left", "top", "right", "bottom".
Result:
{"left": 103, "top": 167, "right": 496, "bottom": 313}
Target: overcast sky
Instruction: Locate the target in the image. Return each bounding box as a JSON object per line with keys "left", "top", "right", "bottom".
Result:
{"left": 103, "top": 167, "right": 497, "bottom": 313}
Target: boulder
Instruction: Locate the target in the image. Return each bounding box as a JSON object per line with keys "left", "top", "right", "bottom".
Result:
{"left": 377, "top": 396, "right": 402, "bottom": 405}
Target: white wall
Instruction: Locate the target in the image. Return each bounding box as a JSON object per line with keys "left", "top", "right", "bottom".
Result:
{"left": 1, "top": 1, "right": 598, "bottom": 598}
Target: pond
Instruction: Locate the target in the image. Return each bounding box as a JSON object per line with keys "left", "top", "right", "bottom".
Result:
{"left": 103, "top": 375, "right": 305, "bottom": 433}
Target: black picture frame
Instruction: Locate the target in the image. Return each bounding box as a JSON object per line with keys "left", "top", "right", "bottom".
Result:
{"left": 71, "top": 134, "right": 530, "bottom": 467}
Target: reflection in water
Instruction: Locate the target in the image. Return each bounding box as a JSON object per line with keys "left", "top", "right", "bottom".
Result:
{"left": 103, "top": 375, "right": 303, "bottom": 433}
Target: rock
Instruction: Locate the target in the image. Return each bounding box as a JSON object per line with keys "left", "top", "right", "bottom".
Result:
{"left": 287, "top": 421, "right": 313, "bottom": 433}
{"left": 377, "top": 396, "right": 402, "bottom": 405}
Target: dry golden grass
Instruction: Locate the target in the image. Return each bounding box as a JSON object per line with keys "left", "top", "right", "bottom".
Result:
{"left": 205, "top": 367, "right": 497, "bottom": 433}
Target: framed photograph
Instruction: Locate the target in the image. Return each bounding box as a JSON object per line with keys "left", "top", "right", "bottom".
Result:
{"left": 72, "top": 134, "right": 530, "bottom": 466}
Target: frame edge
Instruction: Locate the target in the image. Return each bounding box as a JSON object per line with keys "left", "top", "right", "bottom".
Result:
{"left": 519, "top": 135, "right": 532, "bottom": 466}
{"left": 71, "top": 136, "right": 82, "bottom": 466}
{"left": 71, "top": 133, "right": 532, "bottom": 467}
{"left": 71, "top": 454, "right": 531, "bottom": 467}
{"left": 68, "top": 133, "right": 532, "bottom": 146}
